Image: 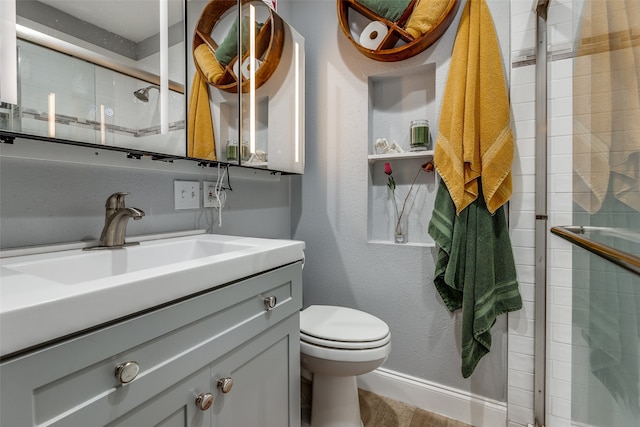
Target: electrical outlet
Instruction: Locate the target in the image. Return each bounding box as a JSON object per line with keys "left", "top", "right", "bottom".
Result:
{"left": 203, "top": 181, "right": 226, "bottom": 208}
{"left": 203, "top": 181, "right": 217, "bottom": 208}
{"left": 174, "top": 180, "right": 200, "bottom": 209}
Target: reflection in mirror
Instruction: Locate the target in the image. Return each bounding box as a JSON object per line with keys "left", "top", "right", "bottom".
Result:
{"left": 1, "top": 0, "right": 186, "bottom": 157}
{"left": 187, "top": 0, "right": 304, "bottom": 174}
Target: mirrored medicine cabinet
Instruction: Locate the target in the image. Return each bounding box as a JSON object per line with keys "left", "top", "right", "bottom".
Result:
{"left": 0, "top": 0, "right": 305, "bottom": 174}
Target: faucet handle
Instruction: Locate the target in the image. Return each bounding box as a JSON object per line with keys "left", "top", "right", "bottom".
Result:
{"left": 105, "top": 192, "right": 130, "bottom": 209}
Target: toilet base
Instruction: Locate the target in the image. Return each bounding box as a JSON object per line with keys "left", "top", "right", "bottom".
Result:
{"left": 310, "top": 373, "right": 363, "bottom": 427}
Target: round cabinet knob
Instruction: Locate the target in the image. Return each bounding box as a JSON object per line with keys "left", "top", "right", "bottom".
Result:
{"left": 195, "top": 392, "right": 214, "bottom": 411}
{"left": 263, "top": 296, "right": 277, "bottom": 311}
{"left": 217, "top": 377, "right": 233, "bottom": 393}
{"left": 114, "top": 361, "right": 140, "bottom": 384}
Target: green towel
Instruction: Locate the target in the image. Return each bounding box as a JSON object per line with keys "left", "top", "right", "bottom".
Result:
{"left": 428, "top": 180, "right": 522, "bottom": 378}
{"left": 356, "top": 0, "right": 411, "bottom": 22}
{"left": 215, "top": 16, "right": 265, "bottom": 66}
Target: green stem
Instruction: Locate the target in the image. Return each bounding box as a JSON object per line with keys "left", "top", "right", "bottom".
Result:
{"left": 395, "top": 165, "right": 424, "bottom": 231}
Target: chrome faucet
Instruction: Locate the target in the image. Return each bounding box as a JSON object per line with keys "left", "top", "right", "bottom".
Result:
{"left": 97, "top": 192, "right": 145, "bottom": 248}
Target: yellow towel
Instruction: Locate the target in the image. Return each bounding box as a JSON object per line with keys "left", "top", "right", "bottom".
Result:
{"left": 187, "top": 72, "right": 216, "bottom": 160}
{"left": 573, "top": 0, "right": 640, "bottom": 213}
{"left": 434, "top": 0, "right": 513, "bottom": 215}
{"left": 187, "top": 44, "right": 223, "bottom": 160}
{"left": 194, "top": 44, "right": 225, "bottom": 85}
{"left": 405, "top": 0, "right": 451, "bottom": 39}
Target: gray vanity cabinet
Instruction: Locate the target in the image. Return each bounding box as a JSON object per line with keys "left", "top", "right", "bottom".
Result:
{"left": 0, "top": 262, "right": 302, "bottom": 427}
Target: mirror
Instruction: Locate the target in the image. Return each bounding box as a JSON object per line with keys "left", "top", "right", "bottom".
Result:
{"left": 2, "top": 0, "right": 186, "bottom": 158}
{"left": 187, "top": 0, "right": 305, "bottom": 173}
{"left": 1, "top": 0, "right": 304, "bottom": 174}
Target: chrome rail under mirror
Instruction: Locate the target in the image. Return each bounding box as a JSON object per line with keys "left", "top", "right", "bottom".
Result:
{"left": 550, "top": 225, "right": 640, "bottom": 276}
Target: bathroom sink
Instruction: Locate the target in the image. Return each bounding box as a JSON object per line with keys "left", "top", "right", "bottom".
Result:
{"left": 7, "top": 238, "right": 251, "bottom": 285}
{"left": 0, "top": 232, "right": 305, "bottom": 357}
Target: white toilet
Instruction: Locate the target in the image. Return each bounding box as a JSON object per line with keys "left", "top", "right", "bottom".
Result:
{"left": 300, "top": 305, "right": 391, "bottom": 427}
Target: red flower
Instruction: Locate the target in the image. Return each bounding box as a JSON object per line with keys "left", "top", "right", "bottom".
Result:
{"left": 384, "top": 162, "right": 392, "bottom": 175}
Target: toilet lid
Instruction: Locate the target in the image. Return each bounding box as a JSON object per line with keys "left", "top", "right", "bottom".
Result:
{"left": 300, "top": 305, "right": 389, "bottom": 343}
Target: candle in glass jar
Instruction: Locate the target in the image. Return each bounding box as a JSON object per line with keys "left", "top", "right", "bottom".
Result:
{"left": 226, "top": 140, "right": 238, "bottom": 161}
{"left": 410, "top": 120, "right": 430, "bottom": 151}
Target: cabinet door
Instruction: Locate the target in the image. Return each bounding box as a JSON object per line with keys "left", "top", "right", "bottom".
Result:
{"left": 212, "top": 316, "right": 300, "bottom": 427}
{"left": 107, "top": 368, "right": 211, "bottom": 427}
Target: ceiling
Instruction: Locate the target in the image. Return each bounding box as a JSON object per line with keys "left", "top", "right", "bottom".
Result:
{"left": 34, "top": 0, "right": 183, "bottom": 42}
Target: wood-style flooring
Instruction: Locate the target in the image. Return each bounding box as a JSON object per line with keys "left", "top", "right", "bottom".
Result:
{"left": 358, "top": 389, "right": 474, "bottom": 427}
{"left": 301, "top": 376, "right": 473, "bottom": 427}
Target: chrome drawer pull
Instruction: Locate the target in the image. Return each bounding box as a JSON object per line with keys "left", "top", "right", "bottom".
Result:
{"left": 195, "top": 392, "right": 214, "bottom": 411}
{"left": 217, "top": 377, "right": 233, "bottom": 393}
{"left": 263, "top": 296, "right": 277, "bottom": 311}
{"left": 114, "top": 361, "right": 140, "bottom": 384}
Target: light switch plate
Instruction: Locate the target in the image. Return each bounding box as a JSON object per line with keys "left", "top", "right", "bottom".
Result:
{"left": 174, "top": 180, "right": 200, "bottom": 209}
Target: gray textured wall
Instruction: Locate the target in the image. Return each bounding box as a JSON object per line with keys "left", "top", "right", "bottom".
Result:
{"left": 288, "top": 0, "right": 510, "bottom": 402}
{"left": 0, "top": 139, "right": 292, "bottom": 248}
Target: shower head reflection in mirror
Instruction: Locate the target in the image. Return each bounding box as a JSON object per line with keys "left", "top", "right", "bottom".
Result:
{"left": 133, "top": 85, "right": 160, "bottom": 103}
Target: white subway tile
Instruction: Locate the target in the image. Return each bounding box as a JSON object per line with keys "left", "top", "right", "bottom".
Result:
{"left": 550, "top": 173, "right": 573, "bottom": 193}
{"left": 508, "top": 386, "right": 534, "bottom": 409}
{"left": 552, "top": 323, "right": 572, "bottom": 344}
{"left": 549, "top": 378, "right": 571, "bottom": 398}
{"left": 511, "top": 0, "right": 535, "bottom": 17}
{"left": 515, "top": 136, "right": 536, "bottom": 157}
{"left": 550, "top": 248, "right": 572, "bottom": 269}
{"left": 549, "top": 303, "right": 572, "bottom": 325}
{"left": 550, "top": 134, "right": 572, "bottom": 155}
{"left": 549, "top": 115, "right": 573, "bottom": 137}
{"left": 548, "top": 154, "right": 573, "bottom": 176}
{"left": 551, "top": 59, "right": 573, "bottom": 81}
{"left": 511, "top": 66, "right": 536, "bottom": 86}
{"left": 515, "top": 264, "right": 535, "bottom": 284}
{"left": 550, "top": 95, "right": 572, "bottom": 118}
{"left": 550, "top": 77, "right": 573, "bottom": 99}
{"left": 551, "top": 360, "right": 572, "bottom": 382}
{"left": 508, "top": 351, "right": 534, "bottom": 373}
{"left": 511, "top": 101, "right": 536, "bottom": 122}
{"left": 511, "top": 82, "right": 536, "bottom": 104}
{"left": 549, "top": 192, "right": 573, "bottom": 212}
{"left": 509, "top": 191, "right": 536, "bottom": 213}
{"left": 514, "top": 246, "right": 535, "bottom": 266}
{"left": 514, "top": 155, "right": 536, "bottom": 176}
{"left": 510, "top": 335, "right": 535, "bottom": 356}
{"left": 548, "top": 211, "right": 573, "bottom": 228}
{"left": 548, "top": 267, "right": 572, "bottom": 289}
{"left": 549, "top": 342, "right": 572, "bottom": 363}
{"left": 508, "top": 404, "right": 535, "bottom": 426}
{"left": 550, "top": 396, "right": 572, "bottom": 418}
{"left": 511, "top": 209, "right": 535, "bottom": 230}
{"left": 550, "top": 286, "right": 572, "bottom": 306}
{"left": 546, "top": 414, "right": 572, "bottom": 427}
{"left": 511, "top": 10, "right": 536, "bottom": 34}
{"left": 513, "top": 174, "right": 536, "bottom": 195}
{"left": 510, "top": 228, "right": 535, "bottom": 248}
{"left": 548, "top": 2, "right": 573, "bottom": 27}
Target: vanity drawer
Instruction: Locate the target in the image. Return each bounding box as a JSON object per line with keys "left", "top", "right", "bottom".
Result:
{"left": 0, "top": 262, "right": 302, "bottom": 427}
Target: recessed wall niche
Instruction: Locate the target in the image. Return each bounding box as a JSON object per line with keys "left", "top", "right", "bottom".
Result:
{"left": 367, "top": 63, "right": 437, "bottom": 246}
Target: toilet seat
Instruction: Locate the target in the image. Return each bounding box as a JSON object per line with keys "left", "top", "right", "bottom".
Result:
{"left": 300, "top": 305, "right": 391, "bottom": 354}
{"left": 300, "top": 331, "right": 390, "bottom": 350}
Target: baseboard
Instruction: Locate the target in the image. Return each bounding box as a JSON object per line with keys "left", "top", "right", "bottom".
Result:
{"left": 357, "top": 367, "right": 507, "bottom": 427}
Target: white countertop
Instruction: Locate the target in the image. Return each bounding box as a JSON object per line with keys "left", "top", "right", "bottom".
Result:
{"left": 0, "top": 231, "right": 305, "bottom": 358}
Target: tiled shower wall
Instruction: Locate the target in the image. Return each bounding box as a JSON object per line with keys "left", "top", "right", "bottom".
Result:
{"left": 508, "top": 1, "right": 576, "bottom": 426}
{"left": 14, "top": 40, "right": 186, "bottom": 156}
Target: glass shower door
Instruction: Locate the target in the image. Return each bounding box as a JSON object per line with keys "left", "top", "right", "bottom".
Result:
{"left": 554, "top": 0, "right": 640, "bottom": 425}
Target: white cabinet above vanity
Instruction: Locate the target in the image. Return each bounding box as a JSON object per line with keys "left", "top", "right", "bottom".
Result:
{"left": 1, "top": 0, "right": 304, "bottom": 174}
{"left": 0, "top": 232, "right": 304, "bottom": 427}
